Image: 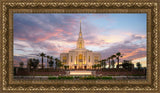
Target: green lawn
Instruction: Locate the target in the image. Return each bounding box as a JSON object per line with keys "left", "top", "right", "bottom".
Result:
{"left": 48, "top": 76, "right": 113, "bottom": 80}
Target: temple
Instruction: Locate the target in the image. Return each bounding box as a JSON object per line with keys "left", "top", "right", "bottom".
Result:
{"left": 60, "top": 21, "right": 101, "bottom": 69}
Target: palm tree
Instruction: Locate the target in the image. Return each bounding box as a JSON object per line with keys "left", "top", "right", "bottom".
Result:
{"left": 103, "top": 59, "right": 107, "bottom": 69}
{"left": 95, "top": 64, "right": 98, "bottom": 70}
{"left": 19, "top": 61, "right": 24, "bottom": 68}
{"left": 27, "top": 58, "right": 39, "bottom": 71}
{"left": 107, "top": 57, "right": 111, "bottom": 69}
{"left": 46, "top": 55, "right": 50, "bottom": 68}
{"left": 37, "top": 52, "right": 46, "bottom": 69}
{"left": 110, "top": 55, "right": 116, "bottom": 68}
{"left": 50, "top": 56, "right": 53, "bottom": 62}
{"left": 92, "top": 64, "right": 97, "bottom": 70}
{"left": 97, "top": 64, "right": 101, "bottom": 70}
{"left": 122, "top": 61, "right": 134, "bottom": 71}
{"left": 116, "top": 52, "right": 123, "bottom": 69}
{"left": 49, "top": 56, "right": 54, "bottom": 68}
{"left": 98, "top": 60, "right": 103, "bottom": 69}
{"left": 55, "top": 58, "right": 58, "bottom": 69}
{"left": 55, "top": 58, "right": 63, "bottom": 69}
{"left": 92, "top": 65, "right": 95, "bottom": 69}
{"left": 27, "top": 59, "right": 32, "bottom": 71}
{"left": 136, "top": 62, "right": 142, "bottom": 70}
{"left": 32, "top": 58, "right": 39, "bottom": 69}
{"left": 100, "top": 59, "right": 106, "bottom": 69}
{"left": 48, "top": 60, "right": 54, "bottom": 68}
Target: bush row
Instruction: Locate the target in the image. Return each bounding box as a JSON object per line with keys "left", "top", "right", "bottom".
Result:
{"left": 48, "top": 76, "right": 112, "bottom": 80}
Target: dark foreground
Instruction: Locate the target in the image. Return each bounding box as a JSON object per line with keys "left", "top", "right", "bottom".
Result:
{"left": 14, "top": 75, "right": 146, "bottom": 80}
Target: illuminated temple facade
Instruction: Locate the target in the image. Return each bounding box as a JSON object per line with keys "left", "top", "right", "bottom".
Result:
{"left": 60, "top": 21, "right": 101, "bottom": 69}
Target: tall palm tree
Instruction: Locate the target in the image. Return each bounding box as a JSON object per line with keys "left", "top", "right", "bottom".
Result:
{"left": 50, "top": 56, "right": 53, "bottom": 62}
{"left": 101, "top": 59, "right": 106, "bottom": 69}
{"left": 116, "top": 52, "right": 123, "bottom": 69}
{"left": 107, "top": 57, "right": 111, "bottom": 69}
{"left": 27, "top": 59, "right": 32, "bottom": 71}
{"left": 46, "top": 55, "right": 50, "bottom": 68}
{"left": 32, "top": 58, "right": 40, "bottom": 69}
{"left": 103, "top": 59, "right": 107, "bottom": 69}
{"left": 55, "top": 58, "right": 58, "bottom": 69}
{"left": 37, "top": 52, "right": 46, "bottom": 69}
{"left": 49, "top": 56, "right": 54, "bottom": 68}
{"left": 97, "top": 64, "right": 101, "bottom": 70}
{"left": 98, "top": 60, "right": 103, "bottom": 69}
{"left": 55, "top": 58, "right": 63, "bottom": 69}
{"left": 110, "top": 55, "right": 116, "bottom": 68}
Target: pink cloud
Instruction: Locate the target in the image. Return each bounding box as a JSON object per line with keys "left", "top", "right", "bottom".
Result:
{"left": 16, "top": 37, "right": 27, "bottom": 41}
{"left": 63, "top": 31, "right": 72, "bottom": 35}
{"left": 122, "top": 48, "right": 146, "bottom": 59}
{"left": 34, "top": 32, "right": 61, "bottom": 43}
{"left": 55, "top": 29, "right": 64, "bottom": 32}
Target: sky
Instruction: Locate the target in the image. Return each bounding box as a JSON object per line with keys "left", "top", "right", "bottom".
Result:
{"left": 13, "top": 13, "right": 147, "bottom": 68}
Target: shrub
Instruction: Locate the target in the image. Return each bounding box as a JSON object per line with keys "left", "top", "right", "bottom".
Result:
{"left": 57, "top": 76, "right": 74, "bottom": 79}
{"left": 101, "top": 76, "right": 112, "bottom": 79}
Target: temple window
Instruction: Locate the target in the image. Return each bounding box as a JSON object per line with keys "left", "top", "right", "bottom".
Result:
{"left": 79, "top": 54, "right": 83, "bottom": 62}
{"left": 94, "top": 56, "right": 98, "bottom": 62}
{"left": 63, "top": 56, "right": 67, "bottom": 63}
{"left": 71, "top": 56, "right": 72, "bottom": 62}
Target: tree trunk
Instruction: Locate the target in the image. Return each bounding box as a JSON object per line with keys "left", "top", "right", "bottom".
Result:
{"left": 112, "top": 59, "right": 114, "bottom": 68}
{"left": 42, "top": 57, "right": 43, "bottom": 69}
{"left": 47, "top": 58, "right": 49, "bottom": 68}
{"left": 117, "top": 57, "right": 119, "bottom": 69}
{"left": 109, "top": 59, "right": 110, "bottom": 69}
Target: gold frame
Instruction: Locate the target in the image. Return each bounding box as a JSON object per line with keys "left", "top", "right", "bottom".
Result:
{"left": 0, "top": 0, "right": 159, "bottom": 92}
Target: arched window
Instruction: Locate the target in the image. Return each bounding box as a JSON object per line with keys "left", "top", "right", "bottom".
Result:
{"left": 79, "top": 54, "right": 83, "bottom": 62}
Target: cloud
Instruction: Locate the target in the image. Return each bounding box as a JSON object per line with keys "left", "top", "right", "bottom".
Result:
{"left": 100, "top": 33, "right": 146, "bottom": 62}
{"left": 13, "top": 14, "right": 147, "bottom": 67}
{"left": 14, "top": 56, "right": 51, "bottom": 68}
{"left": 14, "top": 56, "right": 28, "bottom": 67}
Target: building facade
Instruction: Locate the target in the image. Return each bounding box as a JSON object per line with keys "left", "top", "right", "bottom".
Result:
{"left": 60, "top": 21, "right": 101, "bottom": 69}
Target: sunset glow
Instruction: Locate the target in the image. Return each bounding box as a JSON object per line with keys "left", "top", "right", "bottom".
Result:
{"left": 14, "top": 13, "right": 147, "bottom": 67}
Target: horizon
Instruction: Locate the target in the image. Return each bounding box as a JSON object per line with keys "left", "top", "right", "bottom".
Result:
{"left": 13, "top": 13, "right": 147, "bottom": 68}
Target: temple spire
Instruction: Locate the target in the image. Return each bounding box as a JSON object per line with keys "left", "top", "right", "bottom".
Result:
{"left": 77, "top": 20, "right": 84, "bottom": 49}
{"left": 79, "top": 20, "right": 82, "bottom": 38}
{"left": 80, "top": 20, "right": 81, "bottom": 33}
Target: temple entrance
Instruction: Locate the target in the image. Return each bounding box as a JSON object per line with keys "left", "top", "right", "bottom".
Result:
{"left": 84, "top": 66, "right": 87, "bottom": 70}
{"left": 74, "top": 66, "right": 77, "bottom": 69}
{"left": 79, "top": 66, "right": 83, "bottom": 70}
